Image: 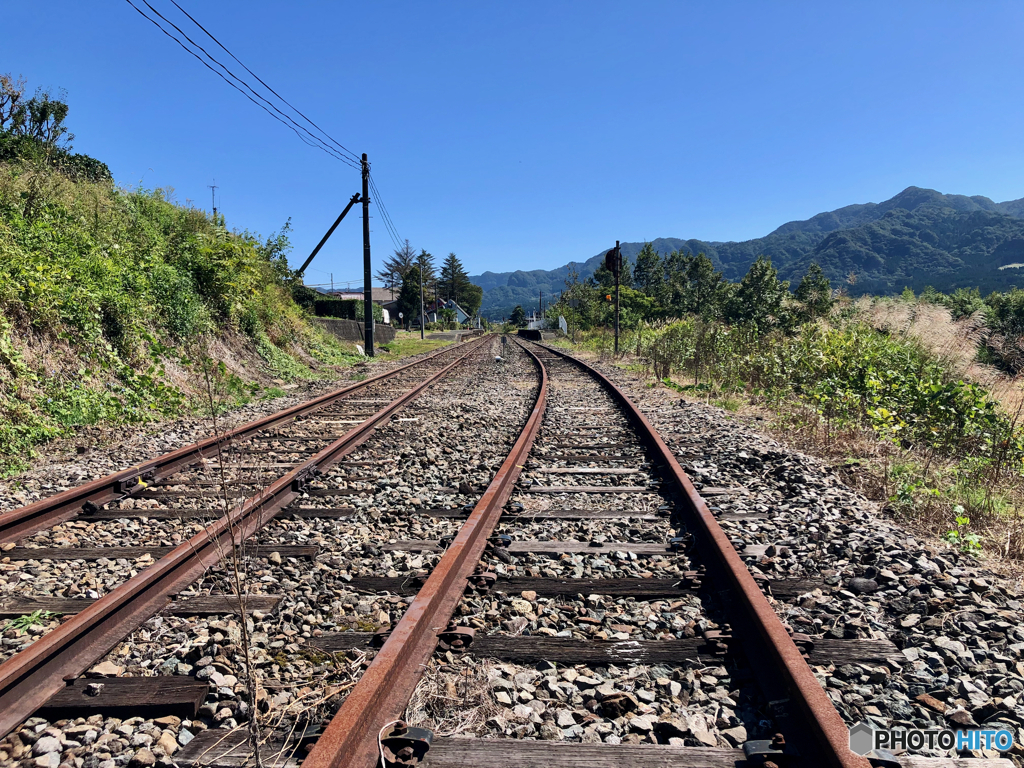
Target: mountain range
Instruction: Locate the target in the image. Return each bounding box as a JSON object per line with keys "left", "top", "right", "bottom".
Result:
{"left": 471, "top": 187, "right": 1024, "bottom": 318}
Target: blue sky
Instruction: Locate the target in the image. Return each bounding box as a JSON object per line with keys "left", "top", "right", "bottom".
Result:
{"left": 5, "top": 2, "right": 1023, "bottom": 286}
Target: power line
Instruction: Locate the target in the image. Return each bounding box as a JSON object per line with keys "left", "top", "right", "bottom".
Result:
{"left": 368, "top": 173, "right": 403, "bottom": 252}
{"left": 126, "top": 1, "right": 408, "bottom": 260}
{"left": 142, "top": 0, "right": 358, "bottom": 166}
{"left": 367, "top": 174, "right": 400, "bottom": 250}
{"left": 166, "top": 0, "right": 361, "bottom": 165}
{"left": 124, "top": 0, "right": 359, "bottom": 170}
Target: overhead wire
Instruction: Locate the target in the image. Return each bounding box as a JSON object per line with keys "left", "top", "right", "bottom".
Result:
{"left": 129, "top": 0, "right": 359, "bottom": 170}
{"left": 368, "top": 178, "right": 400, "bottom": 250}
{"left": 127, "top": 0, "right": 409, "bottom": 258}
{"left": 368, "top": 173, "right": 403, "bottom": 252}
{"left": 166, "top": 0, "right": 361, "bottom": 165}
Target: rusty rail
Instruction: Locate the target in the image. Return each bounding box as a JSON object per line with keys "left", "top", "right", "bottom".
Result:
{"left": 0, "top": 336, "right": 490, "bottom": 739}
{"left": 302, "top": 341, "right": 549, "bottom": 768}
{"left": 535, "top": 343, "right": 868, "bottom": 768}
{"left": 0, "top": 342, "right": 466, "bottom": 544}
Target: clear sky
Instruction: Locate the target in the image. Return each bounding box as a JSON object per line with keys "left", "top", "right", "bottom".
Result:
{"left": 5, "top": 2, "right": 1023, "bottom": 285}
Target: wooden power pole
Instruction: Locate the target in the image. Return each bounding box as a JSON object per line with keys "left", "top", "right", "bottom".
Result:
{"left": 361, "top": 154, "right": 374, "bottom": 357}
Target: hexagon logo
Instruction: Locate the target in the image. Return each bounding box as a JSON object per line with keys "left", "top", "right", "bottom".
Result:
{"left": 849, "top": 722, "right": 874, "bottom": 755}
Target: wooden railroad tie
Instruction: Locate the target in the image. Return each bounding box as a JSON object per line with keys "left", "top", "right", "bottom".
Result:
{"left": 0, "top": 594, "right": 283, "bottom": 619}
{"left": 311, "top": 633, "right": 902, "bottom": 667}
{"left": 5, "top": 545, "right": 318, "bottom": 561}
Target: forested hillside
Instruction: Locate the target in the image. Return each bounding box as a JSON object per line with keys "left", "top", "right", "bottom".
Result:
{"left": 473, "top": 186, "right": 1024, "bottom": 318}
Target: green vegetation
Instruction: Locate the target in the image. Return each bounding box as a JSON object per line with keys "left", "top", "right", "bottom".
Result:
{"left": 3, "top": 609, "right": 59, "bottom": 634}
{"left": 551, "top": 250, "right": 1024, "bottom": 560}
{"left": 0, "top": 75, "right": 364, "bottom": 474}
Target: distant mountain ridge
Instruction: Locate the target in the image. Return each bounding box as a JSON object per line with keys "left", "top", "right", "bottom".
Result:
{"left": 471, "top": 187, "right": 1024, "bottom": 318}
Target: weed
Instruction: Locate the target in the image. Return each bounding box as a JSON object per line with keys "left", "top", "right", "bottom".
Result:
{"left": 943, "top": 507, "right": 983, "bottom": 555}
{"left": 4, "top": 609, "right": 59, "bottom": 634}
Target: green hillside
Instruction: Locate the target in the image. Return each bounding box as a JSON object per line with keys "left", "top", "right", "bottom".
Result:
{"left": 473, "top": 187, "right": 1024, "bottom": 318}
{"left": 0, "top": 137, "right": 359, "bottom": 474}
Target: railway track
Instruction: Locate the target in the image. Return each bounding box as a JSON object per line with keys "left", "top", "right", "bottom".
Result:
{"left": 187, "top": 340, "right": 1002, "bottom": 768}
{"left": 0, "top": 337, "right": 1009, "bottom": 767}
{"left": 0, "top": 336, "right": 493, "bottom": 741}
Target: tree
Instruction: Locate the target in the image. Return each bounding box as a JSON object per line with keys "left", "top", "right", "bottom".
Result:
{"left": 795, "top": 262, "right": 833, "bottom": 320}
{"left": 375, "top": 239, "right": 417, "bottom": 291}
{"left": 633, "top": 243, "right": 664, "bottom": 300}
{"left": 416, "top": 249, "right": 437, "bottom": 300}
{"left": 439, "top": 253, "right": 478, "bottom": 314}
{"left": 509, "top": 305, "right": 526, "bottom": 327}
{"left": 726, "top": 256, "right": 789, "bottom": 329}
{"left": 0, "top": 74, "right": 27, "bottom": 134}
{"left": 663, "top": 251, "right": 726, "bottom": 319}
{"left": 397, "top": 265, "right": 423, "bottom": 330}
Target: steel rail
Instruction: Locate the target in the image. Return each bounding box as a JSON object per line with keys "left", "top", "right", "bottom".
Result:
{"left": 534, "top": 342, "right": 868, "bottom": 768}
{"left": 0, "top": 336, "right": 490, "bottom": 740}
{"left": 0, "top": 341, "right": 468, "bottom": 544}
{"left": 302, "top": 341, "right": 549, "bottom": 768}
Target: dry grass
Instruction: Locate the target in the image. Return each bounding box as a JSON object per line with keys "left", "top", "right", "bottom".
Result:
{"left": 855, "top": 297, "right": 1024, "bottom": 415}
{"left": 405, "top": 657, "right": 505, "bottom": 736}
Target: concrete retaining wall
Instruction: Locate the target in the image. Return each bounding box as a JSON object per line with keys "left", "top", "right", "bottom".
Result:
{"left": 316, "top": 318, "right": 396, "bottom": 345}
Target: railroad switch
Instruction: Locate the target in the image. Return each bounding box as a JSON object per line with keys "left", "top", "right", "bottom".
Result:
{"left": 115, "top": 467, "right": 156, "bottom": 494}
{"left": 436, "top": 622, "right": 475, "bottom": 653}
{"left": 379, "top": 721, "right": 433, "bottom": 768}
{"left": 742, "top": 733, "right": 800, "bottom": 766}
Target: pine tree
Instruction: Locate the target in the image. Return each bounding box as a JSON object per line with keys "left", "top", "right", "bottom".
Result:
{"left": 509, "top": 305, "right": 526, "bottom": 327}
{"left": 416, "top": 249, "right": 437, "bottom": 301}
{"left": 633, "top": 243, "right": 664, "bottom": 299}
{"left": 795, "top": 262, "right": 833, "bottom": 320}
{"left": 375, "top": 239, "right": 417, "bottom": 292}
{"left": 397, "top": 265, "right": 422, "bottom": 330}
{"left": 726, "top": 256, "right": 789, "bottom": 329}
{"left": 439, "top": 253, "right": 471, "bottom": 305}
{"left": 684, "top": 253, "right": 727, "bottom": 320}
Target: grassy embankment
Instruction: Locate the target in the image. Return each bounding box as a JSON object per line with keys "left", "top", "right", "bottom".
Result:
{"left": 552, "top": 299, "right": 1024, "bottom": 565}
{"left": 0, "top": 161, "right": 426, "bottom": 475}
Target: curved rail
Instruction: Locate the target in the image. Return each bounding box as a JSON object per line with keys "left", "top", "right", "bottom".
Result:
{"left": 303, "top": 340, "right": 549, "bottom": 768}
{"left": 0, "top": 341, "right": 470, "bottom": 544}
{"left": 0, "top": 335, "right": 491, "bottom": 739}
{"left": 534, "top": 342, "right": 868, "bottom": 768}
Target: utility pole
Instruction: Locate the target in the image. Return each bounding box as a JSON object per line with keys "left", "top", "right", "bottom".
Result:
{"left": 419, "top": 260, "right": 425, "bottom": 340}
{"left": 208, "top": 180, "right": 218, "bottom": 220}
{"left": 361, "top": 154, "right": 374, "bottom": 357}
